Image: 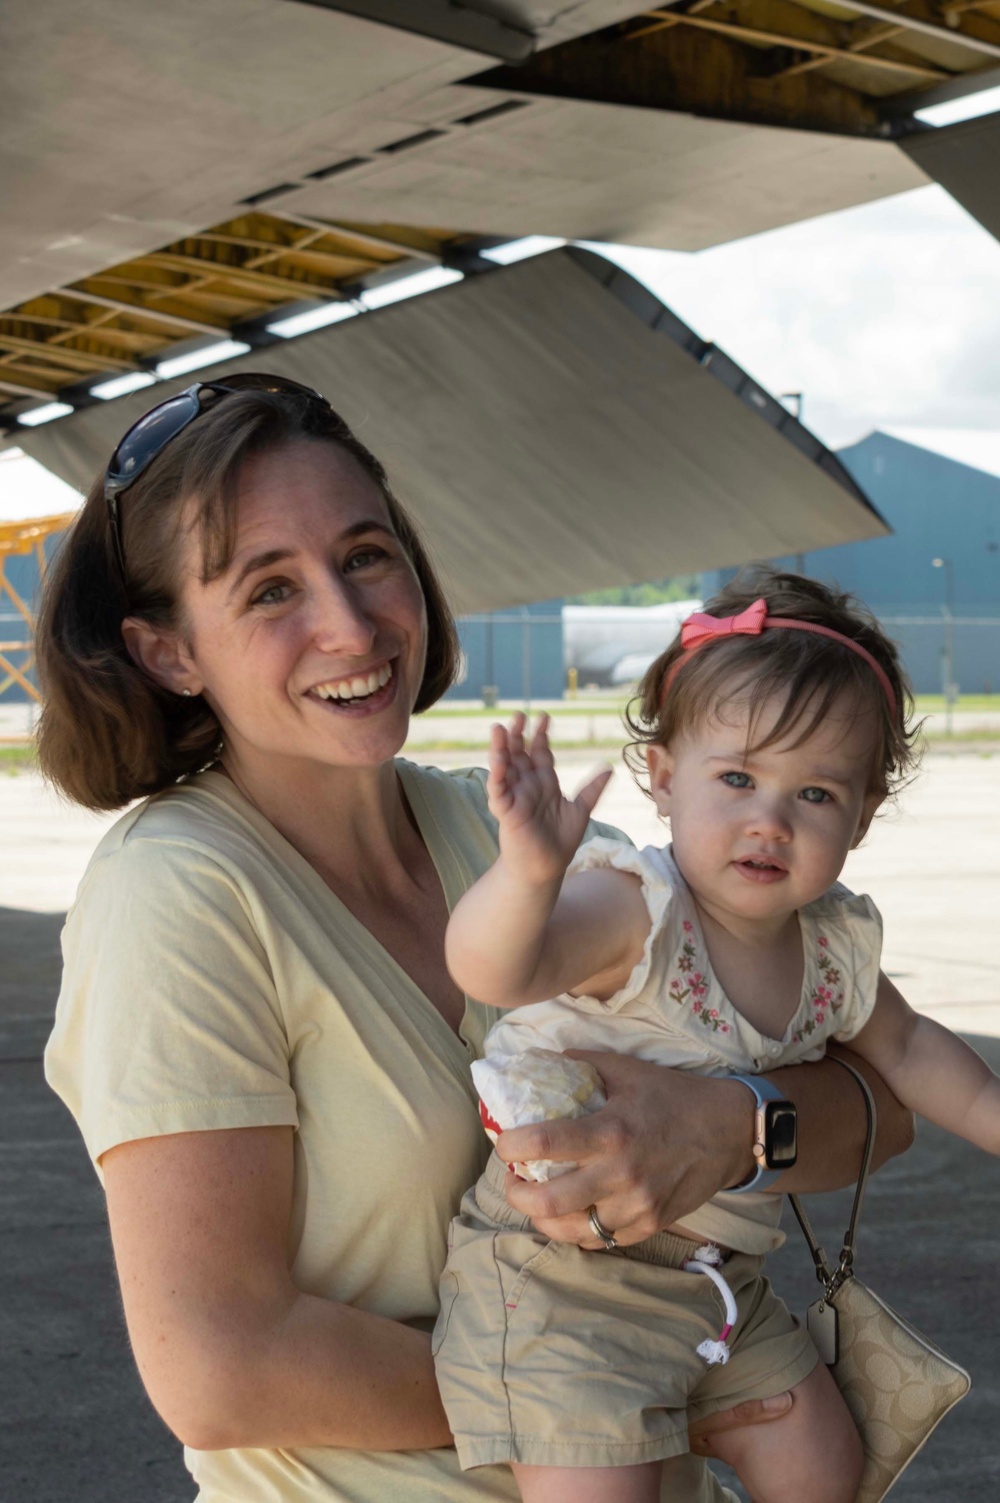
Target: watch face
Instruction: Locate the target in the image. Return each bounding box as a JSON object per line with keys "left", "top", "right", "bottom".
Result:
{"left": 764, "top": 1101, "right": 798, "bottom": 1168}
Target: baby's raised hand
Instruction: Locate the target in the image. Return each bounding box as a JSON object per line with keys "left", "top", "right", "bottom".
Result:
{"left": 487, "top": 712, "right": 612, "bottom": 885}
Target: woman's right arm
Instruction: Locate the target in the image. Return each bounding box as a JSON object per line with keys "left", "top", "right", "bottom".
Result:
{"left": 764, "top": 1042, "right": 915, "bottom": 1190}
{"left": 497, "top": 1047, "right": 913, "bottom": 1247}
{"left": 103, "top": 1125, "right": 451, "bottom": 1453}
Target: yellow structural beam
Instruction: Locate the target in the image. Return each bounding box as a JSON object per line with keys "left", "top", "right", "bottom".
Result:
{"left": 0, "top": 511, "right": 76, "bottom": 558}
{"left": 0, "top": 510, "right": 75, "bottom": 701}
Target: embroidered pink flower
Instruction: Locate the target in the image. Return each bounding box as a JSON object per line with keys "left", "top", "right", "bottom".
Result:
{"left": 668, "top": 923, "right": 729, "bottom": 1032}
{"left": 796, "top": 930, "right": 847, "bottom": 1042}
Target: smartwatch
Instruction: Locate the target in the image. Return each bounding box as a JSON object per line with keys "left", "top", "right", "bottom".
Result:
{"left": 723, "top": 1075, "right": 797, "bottom": 1192}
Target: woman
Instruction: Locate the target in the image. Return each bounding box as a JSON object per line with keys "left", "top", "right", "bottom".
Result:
{"left": 38, "top": 374, "right": 911, "bottom": 1502}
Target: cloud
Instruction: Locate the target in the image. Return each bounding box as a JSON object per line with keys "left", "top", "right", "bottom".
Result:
{"left": 586, "top": 184, "right": 1000, "bottom": 449}
{"left": 0, "top": 448, "right": 81, "bottom": 523}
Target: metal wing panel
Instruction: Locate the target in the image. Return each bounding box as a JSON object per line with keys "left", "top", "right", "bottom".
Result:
{"left": 900, "top": 113, "right": 1000, "bottom": 244}
{"left": 16, "top": 249, "right": 887, "bottom": 611}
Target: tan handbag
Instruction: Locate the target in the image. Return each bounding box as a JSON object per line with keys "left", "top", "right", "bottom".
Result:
{"left": 789, "top": 1061, "right": 971, "bottom": 1503}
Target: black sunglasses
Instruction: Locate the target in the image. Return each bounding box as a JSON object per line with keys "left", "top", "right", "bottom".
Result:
{"left": 103, "top": 372, "right": 327, "bottom": 580}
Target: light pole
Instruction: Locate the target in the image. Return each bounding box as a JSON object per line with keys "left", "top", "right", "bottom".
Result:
{"left": 932, "top": 557, "right": 955, "bottom": 735}
{"left": 482, "top": 611, "right": 498, "bottom": 708}
{"left": 779, "top": 394, "right": 806, "bottom": 574}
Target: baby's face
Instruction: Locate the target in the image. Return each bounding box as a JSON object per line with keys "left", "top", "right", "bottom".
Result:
{"left": 646, "top": 688, "right": 882, "bottom": 929}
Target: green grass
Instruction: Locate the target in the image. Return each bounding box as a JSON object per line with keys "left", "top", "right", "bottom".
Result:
{"left": 0, "top": 743, "right": 36, "bottom": 772}
{"left": 424, "top": 694, "right": 1000, "bottom": 720}
{"left": 913, "top": 695, "right": 1000, "bottom": 714}
{"left": 409, "top": 736, "right": 1000, "bottom": 755}
{"left": 409, "top": 718, "right": 1000, "bottom": 755}
{"left": 405, "top": 740, "right": 625, "bottom": 755}
{"left": 417, "top": 700, "right": 629, "bottom": 720}
{"left": 3, "top": 696, "right": 995, "bottom": 772}
{"left": 921, "top": 728, "right": 1000, "bottom": 745}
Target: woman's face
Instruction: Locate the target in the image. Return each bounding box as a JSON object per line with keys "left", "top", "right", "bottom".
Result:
{"left": 177, "top": 438, "right": 428, "bottom": 780}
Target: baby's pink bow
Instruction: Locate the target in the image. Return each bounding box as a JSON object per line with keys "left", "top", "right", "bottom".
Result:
{"left": 680, "top": 598, "right": 768, "bottom": 651}
{"left": 664, "top": 595, "right": 897, "bottom": 716}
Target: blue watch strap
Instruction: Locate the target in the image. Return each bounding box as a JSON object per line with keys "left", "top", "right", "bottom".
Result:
{"left": 722, "top": 1074, "right": 789, "bottom": 1193}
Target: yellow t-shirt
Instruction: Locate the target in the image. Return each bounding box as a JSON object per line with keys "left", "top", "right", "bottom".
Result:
{"left": 47, "top": 763, "right": 738, "bottom": 1503}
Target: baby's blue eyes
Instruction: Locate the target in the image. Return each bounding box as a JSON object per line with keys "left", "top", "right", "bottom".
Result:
{"left": 719, "top": 772, "right": 833, "bottom": 804}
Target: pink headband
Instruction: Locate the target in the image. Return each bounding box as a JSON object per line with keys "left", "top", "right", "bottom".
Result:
{"left": 661, "top": 597, "right": 897, "bottom": 718}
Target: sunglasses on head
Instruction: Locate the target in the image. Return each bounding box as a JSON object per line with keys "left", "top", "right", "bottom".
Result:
{"left": 103, "top": 372, "right": 328, "bottom": 581}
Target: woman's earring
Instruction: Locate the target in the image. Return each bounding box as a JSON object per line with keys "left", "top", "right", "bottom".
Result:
{"left": 181, "top": 688, "right": 192, "bottom": 697}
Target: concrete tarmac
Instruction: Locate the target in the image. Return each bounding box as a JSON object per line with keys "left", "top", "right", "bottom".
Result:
{"left": 3, "top": 752, "right": 1000, "bottom": 1500}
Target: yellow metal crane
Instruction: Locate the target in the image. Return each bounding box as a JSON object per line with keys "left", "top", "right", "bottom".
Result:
{"left": 0, "top": 513, "right": 74, "bottom": 705}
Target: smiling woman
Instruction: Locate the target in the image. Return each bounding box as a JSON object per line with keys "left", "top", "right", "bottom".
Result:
{"left": 36, "top": 377, "right": 456, "bottom": 811}
{"left": 118, "top": 439, "right": 433, "bottom": 808}
{"left": 32, "top": 377, "right": 916, "bottom": 1503}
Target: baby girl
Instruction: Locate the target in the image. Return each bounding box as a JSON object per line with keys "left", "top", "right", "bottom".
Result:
{"left": 433, "top": 571, "right": 1000, "bottom": 1503}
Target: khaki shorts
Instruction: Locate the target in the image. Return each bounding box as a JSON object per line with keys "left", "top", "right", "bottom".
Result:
{"left": 433, "top": 1152, "right": 818, "bottom": 1470}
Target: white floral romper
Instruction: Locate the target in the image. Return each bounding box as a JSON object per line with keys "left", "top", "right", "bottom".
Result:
{"left": 433, "top": 837, "right": 883, "bottom": 1470}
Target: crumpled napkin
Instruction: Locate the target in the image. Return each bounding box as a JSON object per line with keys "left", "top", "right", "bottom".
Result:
{"left": 471, "top": 1046, "right": 607, "bottom": 1181}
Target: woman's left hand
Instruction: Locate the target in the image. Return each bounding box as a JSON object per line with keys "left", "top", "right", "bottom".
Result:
{"left": 496, "top": 1050, "right": 753, "bottom": 1248}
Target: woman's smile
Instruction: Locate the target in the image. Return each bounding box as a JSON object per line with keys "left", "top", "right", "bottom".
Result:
{"left": 307, "top": 659, "right": 398, "bottom": 715}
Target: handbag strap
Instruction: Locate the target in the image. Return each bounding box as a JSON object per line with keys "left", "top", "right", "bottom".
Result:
{"left": 788, "top": 1056, "right": 878, "bottom": 1294}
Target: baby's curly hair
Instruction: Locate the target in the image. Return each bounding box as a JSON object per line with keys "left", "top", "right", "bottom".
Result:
{"left": 625, "top": 568, "right": 919, "bottom": 800}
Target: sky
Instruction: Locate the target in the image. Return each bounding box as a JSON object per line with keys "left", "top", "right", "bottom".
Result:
{"left": 588, "top": 181, "right": 1000, "bottom": 455}
{"left": 0, "top": 448, "right": 80, "bottom": 522}
{"left": 4, "top": 179, "right": 1000, "bottom": 523}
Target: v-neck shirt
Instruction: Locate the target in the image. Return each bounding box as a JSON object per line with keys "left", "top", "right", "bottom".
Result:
{"left": 44, "top": 762, "right": 629, "bottom": 1503}
{"left": 483, "top": 838, "right": 883, "bottom": 1255}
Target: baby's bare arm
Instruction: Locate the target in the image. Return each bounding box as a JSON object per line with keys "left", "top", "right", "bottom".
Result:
{"left": 445, "top": 714, "right": 644, "bottom": 1006}
{"left": 447, "top": 863, "right": 648, "bottom": 1007}
{"left": 850, "top": 971, "right": 1000, "bottom": 1155}
{"left": 500, "top": 1049, "right": 914, "bottom": 1246}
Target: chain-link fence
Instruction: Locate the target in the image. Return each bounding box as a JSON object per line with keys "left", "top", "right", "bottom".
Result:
{"left": 878, "top": 616, "right": 1000, "bottom": 697}
{"left": 448, "top": 609, "right": 1000, "bottom": 705}
{"left": 449, "top": 611, "right": 566, "bottom": 706}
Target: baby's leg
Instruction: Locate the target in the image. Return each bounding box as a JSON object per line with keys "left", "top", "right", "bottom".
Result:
{"left": 708, "top": 1364, "right": 863, "bottom": 1503}
{"left": 511, "top": 1460, "right": 662, "bottom": 1503}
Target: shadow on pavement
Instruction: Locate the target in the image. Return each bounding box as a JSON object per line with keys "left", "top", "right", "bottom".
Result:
{"left": 2, "top": 907, "right": 190, "bottom": 1503}
{"left": 4, "top": 905, "right": 999, "bottom": 1501}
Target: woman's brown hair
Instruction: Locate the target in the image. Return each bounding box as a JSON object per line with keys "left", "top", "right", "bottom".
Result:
{"left": 35, "top": 385, "right": 460, "bottom": 810}
{"left": 625, "top": 568, "right": 919, "bottom": 800}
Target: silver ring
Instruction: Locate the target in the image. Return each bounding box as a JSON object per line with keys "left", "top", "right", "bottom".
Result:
{"left": 587, "top": 1204, "right": 618, "bottom": 1250}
